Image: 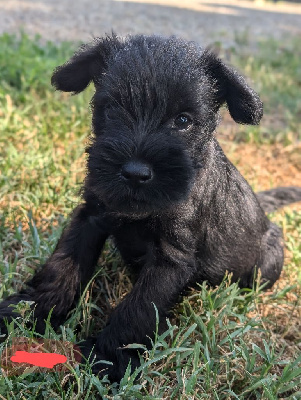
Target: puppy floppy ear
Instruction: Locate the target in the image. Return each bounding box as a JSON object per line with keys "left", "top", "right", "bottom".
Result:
{"left": 51, "top": 35, "right": 122, "bottom": 94}
{"left": 51, "top": 42, "right": 103, "bottom": 94}
{"left": 203, "top": 50, "right": 263, "bottom": 125}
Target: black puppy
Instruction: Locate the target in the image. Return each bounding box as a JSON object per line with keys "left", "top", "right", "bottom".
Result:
{"left": 1, "top": 34, "right": 301, "bottom": 381}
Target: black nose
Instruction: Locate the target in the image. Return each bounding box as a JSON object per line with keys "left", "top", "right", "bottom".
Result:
{"left": 121, "top": 161, "right": 153, "bottom": 184}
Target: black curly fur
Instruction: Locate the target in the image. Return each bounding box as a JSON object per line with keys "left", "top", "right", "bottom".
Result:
{"left": 1, "top": 34, "right": 301, "bottom": 382}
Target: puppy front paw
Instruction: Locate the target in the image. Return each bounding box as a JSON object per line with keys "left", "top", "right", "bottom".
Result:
{"left": 0, "top": 293, "right": 34, "bottom": 335}
{"left": 79, "top": 336, "right": 141, "bottom": 382}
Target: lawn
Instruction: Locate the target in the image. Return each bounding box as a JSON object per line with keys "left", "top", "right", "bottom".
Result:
{"left": 0, "top": 33, "right": 300, "bottom": 399}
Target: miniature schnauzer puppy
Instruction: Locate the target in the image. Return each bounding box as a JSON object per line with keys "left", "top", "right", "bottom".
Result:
{"left": 1, "top": 34, "right": 301, "bottom": 381}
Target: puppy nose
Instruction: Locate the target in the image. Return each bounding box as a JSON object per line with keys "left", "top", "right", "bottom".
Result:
{"left": 121, "top": 161, "right": 153, "bottom": 184}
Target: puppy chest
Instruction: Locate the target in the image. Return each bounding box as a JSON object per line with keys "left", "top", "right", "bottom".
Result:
{"left": 112, "top": 221, "right": 157, "bottom": 268}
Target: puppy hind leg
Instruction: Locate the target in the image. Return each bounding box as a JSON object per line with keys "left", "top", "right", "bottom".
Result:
{"left": 242, "top": 222, "right": 284, "bottom": 290}
{"left": 257, "top": 222, "right": 284, "bottom": 289}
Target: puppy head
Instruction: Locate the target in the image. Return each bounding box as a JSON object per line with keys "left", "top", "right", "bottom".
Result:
{"left": 52, "top": 34, "right": 263, "bottom": 217}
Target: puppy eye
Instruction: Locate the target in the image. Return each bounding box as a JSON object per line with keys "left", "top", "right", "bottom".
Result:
{"left": 174, "top": 113, "right": 192, "bottom": 129}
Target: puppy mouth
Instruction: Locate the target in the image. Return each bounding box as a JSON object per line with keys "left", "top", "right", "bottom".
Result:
{"left": 104, "top": 195, "right": 158, "bottom": 218}
{"left": 102, "top": 181, "right": 194, "bottom": 218}
{"left": 107, "top": 207, "right": 153, "bottom": 219}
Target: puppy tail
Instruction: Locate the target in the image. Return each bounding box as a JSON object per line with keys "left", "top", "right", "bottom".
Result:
{"left": 256, "top": 186, "right": 301, "bottom": 213}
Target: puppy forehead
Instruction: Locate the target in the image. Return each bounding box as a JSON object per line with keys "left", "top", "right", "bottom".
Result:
{"left": 101, "top": 36, "right": 210, "bottom": 103}
{"left": 115, "top": 36, "right": 201, "bottom": 75}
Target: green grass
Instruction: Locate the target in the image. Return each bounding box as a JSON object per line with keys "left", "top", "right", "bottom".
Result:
{"left": 0, "top": 33, "right": 300, "bottom": 399}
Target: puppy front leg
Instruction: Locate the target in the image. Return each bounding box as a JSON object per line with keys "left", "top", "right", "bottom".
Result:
{"left": 0, "top": 202, "right": 109, "bottom": 333}
{"left": 86, "top": 246, "right": 197, "bottom": 381}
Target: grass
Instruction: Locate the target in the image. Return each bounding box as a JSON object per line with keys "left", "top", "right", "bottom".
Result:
{"left": 0, "top": 33, "right": 300, "bottom": 399}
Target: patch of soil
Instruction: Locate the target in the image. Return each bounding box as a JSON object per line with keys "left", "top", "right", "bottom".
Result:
{"left": 223, "top": 141, "right": 301, "bottom": 202}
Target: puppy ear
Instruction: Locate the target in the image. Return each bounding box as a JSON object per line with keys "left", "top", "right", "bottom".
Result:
{"left": 51, "top": 42, "right": 103, "bottom": 94}
{"left": 52, "top": 33, "right": 125, "bottom": 94}
{"left": 203, "top": 50, "right": 263, "bottom": 125}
